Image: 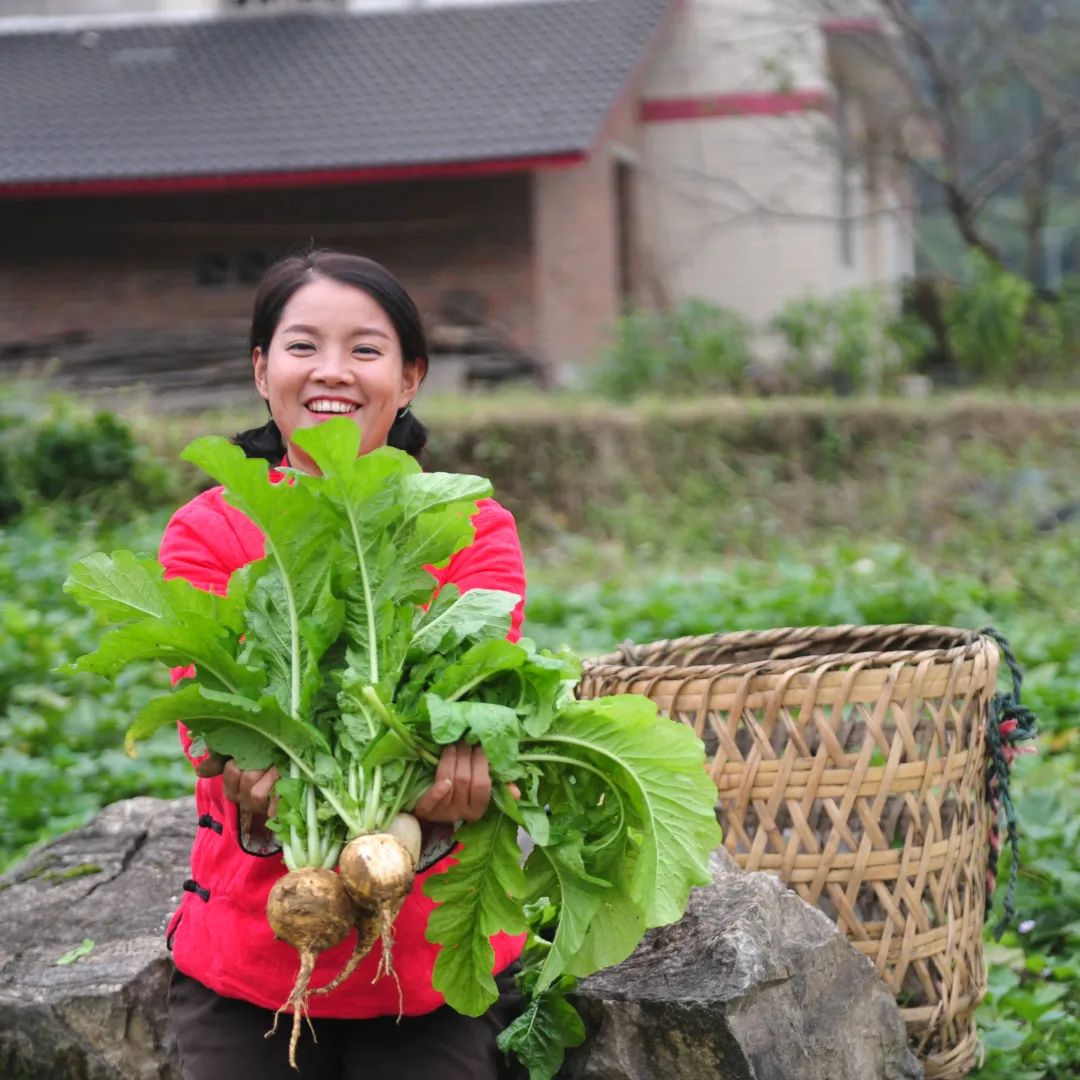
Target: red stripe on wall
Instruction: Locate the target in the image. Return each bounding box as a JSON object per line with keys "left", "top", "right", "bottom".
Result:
{"left": 822, "top": 18, "right": 884, "bottom": 36}
{"left": 640, "top": 89, "right": 831, "bottom": 123}
{"left": 0, "top": 152, "right": 585, "bottom": 200}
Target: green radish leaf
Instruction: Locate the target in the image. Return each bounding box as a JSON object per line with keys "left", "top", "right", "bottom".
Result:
{"left": 410, "top": 586, "right": 520, "bottom": 655}
{"left": 181, "top": 436, "right": 339, "bottom": 736}
{"left": 125, "top": 684, "right": 332, "bottom": 764}
{"left": 373, "top": 601, "right": 419, "bottom": 701}
{"left": 527, "top": 841, "right": 609, "bottom": 995}
{"left": 69, "top": 618, "right": 261, "bottom": 697}
{"left": 293, "top": 421, "right": 417, "bottom": 517}
{"left": 516, "top": 647, "right": 582, "bottom": 737}
{"left": 496, "top": 984, "right": 586, "bottom": 1080}
{"left": 65, "top": 550, "right": 237, "bottom": 626}
{"left": 297, "top": 575, "right": 346, "bottom": 713}
{"left": 56, "top": 939, "right": 95, "bottom": 966}
{"left": 244, "top": 575, "right": 297, "bottom": 702}
{"left": 518, "top": 803, "right": 551, "bottom": 847}
{"left": 399, "top": 471, "right": 492, "bottom": 527}
{"left": 564, "top": 875, "right": 644, "bottom": 980}
{"left": 362, "top": 729, "right": 418, "bottom": 768}
{"left": 529, "top": 695, "right": 721, "bottom": 928}
{"left": 428, "top": 639, "right": 525, "bottom": 700}
{"left": 393, "top": 652, "right": 448, "bottom": 714}
{"left": 424, "top": 694, "right": 470, "bottom": 745}
{"left": 426, "top": 697, "right": 521, "bottom": 776}
{"left": 203, "top": 726, "right": 277, "bottom": 770}
{"left": 182, "top": 439, "right": 319, "bottom": 575}
{"left": 463, "top": 706, "right": 522, "bottom": 778}
{"left": 64, "top": 551, "right": 171, "bottom": 621}
{"left": 525, "top": 836, "right": 644, "bottom": 994}
{"left": 426, "top": 811, "right": 527, "bottom": 1016}
{"left": 395, "top": 504, "right": 477, "bottom": 573}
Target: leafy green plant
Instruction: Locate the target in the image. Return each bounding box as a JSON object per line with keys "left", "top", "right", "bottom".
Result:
{"left": 946, "top": 254, "right": 1032, "bottom": 381}
{"left": 0, "top": 382, "right": 177, "bottom": 523}
{"left": 0, "top": 510, "right": 190, "bottom": 869}
{"left": 666, "top": 299, "right": 754, "bottom": 391}
{"left": 943, "top": 253, "right": 1073, "bottom": 384}
{"left": 590, "top": 300, "right": 753, "bottom": 399}
{"left": 65, "top": 419, "right": 721, "bottom": 1078}
{"left": 769, "top": 288, "right": 915, "bottom": 393}
{"left": 769, "top": 295, "right": 832, "bottom": 386}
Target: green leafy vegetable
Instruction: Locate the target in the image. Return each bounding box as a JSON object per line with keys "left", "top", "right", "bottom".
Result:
{"left": 65, "top": 418, "right": 721, "bottom": 1076}
{"left": 426, "top": 811, "right": 528, "bottom": 1016}
{"left": 56, "top": 938, "right": 95, "bottom": 966}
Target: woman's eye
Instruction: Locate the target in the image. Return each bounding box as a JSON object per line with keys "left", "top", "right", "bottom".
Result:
{"left": 354, "top": 345, "right": 380, "bottom": 357}
{"left": 287, "top": 341, "right": 314, "bottom": 354}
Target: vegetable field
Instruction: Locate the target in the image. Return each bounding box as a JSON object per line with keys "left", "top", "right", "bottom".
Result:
{"left": 2, "top": 392, "right": 1078, "bottom": 1078}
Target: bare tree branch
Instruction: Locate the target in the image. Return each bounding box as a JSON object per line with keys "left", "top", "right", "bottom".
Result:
{"left": 873, "top": 0, "right": 1006, "bottom": 263}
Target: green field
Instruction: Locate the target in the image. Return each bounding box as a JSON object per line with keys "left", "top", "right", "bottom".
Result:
{"left": 2, "top": 390, "right": 1077, "bottom": 1077}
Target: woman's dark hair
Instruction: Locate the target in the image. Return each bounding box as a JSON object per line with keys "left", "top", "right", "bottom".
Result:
{"left": 234, "top": 250, "right": 429, "bottom": 462}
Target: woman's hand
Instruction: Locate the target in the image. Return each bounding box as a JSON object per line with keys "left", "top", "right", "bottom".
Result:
{"left": 199, "top": 745, "right": 518, "bottom": 826}
{"left": 223, "top": 762, "right": 281, "bottom": 817}
{"left": 197, "top": 754, "right": 280, "bottom": 817}
{"left": 413, "top": 743, "right": 519, "bottom": 824}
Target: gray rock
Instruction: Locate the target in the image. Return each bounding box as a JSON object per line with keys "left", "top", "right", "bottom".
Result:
{"left": 0, "top": 797, "right": 193, "bottom": 1080}
{"left": 562, "top": 848, "right": 922, "bottom": 1080}
{"left": 0, "top": 804, "right": 921, "bottom": 1080}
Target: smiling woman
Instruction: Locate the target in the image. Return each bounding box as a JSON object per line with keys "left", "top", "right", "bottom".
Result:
{"left": 160, "top": 250, "right": 529, "bottom": 1080}
{"left": 235, "top": 252, "right": 431, "bottom": 468}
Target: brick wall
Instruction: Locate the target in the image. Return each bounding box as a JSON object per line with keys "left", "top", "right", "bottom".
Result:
{"left": 531, "top": 88, "right": 646, "bottom": 370}
{"left": 0, "top": 175, "right": 535, "bottom": 398}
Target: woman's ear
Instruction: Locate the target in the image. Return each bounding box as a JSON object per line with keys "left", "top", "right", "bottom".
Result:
{"left": 252, "top": 347, "right": 269, "bottom": 401}
{"left": 400, "top": 357, "right": 428, "bottom": 405}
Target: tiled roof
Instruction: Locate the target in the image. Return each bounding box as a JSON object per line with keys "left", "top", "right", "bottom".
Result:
{"left": 0, "top": 0, "right": 670, "bottom": 187}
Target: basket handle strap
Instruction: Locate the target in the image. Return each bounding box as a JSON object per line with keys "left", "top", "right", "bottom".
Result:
{"left": 979, "top": 626, "right": 1039, "bottom": 938}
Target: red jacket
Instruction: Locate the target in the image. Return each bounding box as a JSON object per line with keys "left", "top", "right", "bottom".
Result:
{"left": 159, "top": 477, "right": 527, "bottom": 1018}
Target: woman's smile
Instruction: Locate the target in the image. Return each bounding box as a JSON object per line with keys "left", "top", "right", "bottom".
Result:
{"left": 252, "top": 276, "right": 423, "bottom": 470}
{"left": 305, "top": 396, "right": 362, "bottom": 415}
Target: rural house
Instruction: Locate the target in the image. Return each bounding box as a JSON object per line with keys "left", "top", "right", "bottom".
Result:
{"left": 0, "top": 0, "right": 914, "bottom": 403}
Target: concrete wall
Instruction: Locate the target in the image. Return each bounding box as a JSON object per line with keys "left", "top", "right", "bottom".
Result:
{"left": 637, "top": 0, "right": 915, "bottom": 324}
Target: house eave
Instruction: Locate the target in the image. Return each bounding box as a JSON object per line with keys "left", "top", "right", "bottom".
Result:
{"left": 0, "top": 152, "right": 587, "bottom": 201}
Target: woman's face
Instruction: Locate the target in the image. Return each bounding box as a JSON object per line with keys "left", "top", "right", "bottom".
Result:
{"left": 253, "top": 276, "right": 425, "bottom": 473}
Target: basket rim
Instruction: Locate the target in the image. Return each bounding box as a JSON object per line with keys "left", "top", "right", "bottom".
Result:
{"left": 581, "top": 623, "right": 998, "bottom": 681}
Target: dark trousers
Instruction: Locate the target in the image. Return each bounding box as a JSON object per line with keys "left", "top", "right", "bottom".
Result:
{"left": 168, "top": 967, "right": 523, "bottom": 1080}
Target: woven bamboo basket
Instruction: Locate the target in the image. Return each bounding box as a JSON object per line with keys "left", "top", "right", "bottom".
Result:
{"left": 579, "top": 624, "right": 1000, "bottom": 1080}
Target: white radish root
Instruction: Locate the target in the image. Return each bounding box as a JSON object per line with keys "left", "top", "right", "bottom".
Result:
{"left": 337, "top": 829, "right": 416, "bottom": 912}
{"left": 313, "top": 824, "right": 418, "bottom": 1005}
{"left": 385, "top": 813, "right": 422, "bottom": 866}
{"left": 265, "top": 867, "right": 354, "bottom": 1070}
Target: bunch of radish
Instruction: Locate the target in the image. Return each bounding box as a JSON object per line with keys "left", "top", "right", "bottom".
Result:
{"left": 67, "top": 419, "right": 721, "bottom": 1077}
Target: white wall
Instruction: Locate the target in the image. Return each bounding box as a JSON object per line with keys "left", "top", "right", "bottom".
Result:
{"left": 645, "top": 0, "right": 828, "bottom": 99}
{"left": 637, "top": 0, "right": 914, "bottom": 324}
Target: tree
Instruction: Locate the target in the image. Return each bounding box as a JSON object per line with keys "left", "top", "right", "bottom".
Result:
{"left": 816, "top": 0, "right": 1080, "bottom": 287}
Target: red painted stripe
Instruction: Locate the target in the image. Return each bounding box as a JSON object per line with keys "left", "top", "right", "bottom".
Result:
{"left": 0, "top": 152, "right": 585, "bottom": 200}
{"left": 640, "top": 89, "right": 831, "bottom": 123}
{"left": 822, "top": 18, "right": 884, "bottom": 36}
